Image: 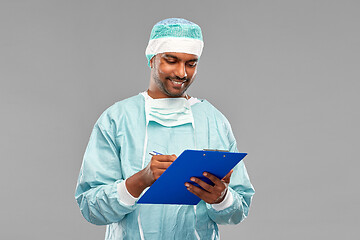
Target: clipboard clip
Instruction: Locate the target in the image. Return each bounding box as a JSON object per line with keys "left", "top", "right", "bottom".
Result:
{"left": 202, "top": 149, "right": 229, "bottom": 152}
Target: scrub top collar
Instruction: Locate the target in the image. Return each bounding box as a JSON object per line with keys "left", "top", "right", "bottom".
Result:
{"left": 140, "top": 91, "right": 201, "bottom": 106}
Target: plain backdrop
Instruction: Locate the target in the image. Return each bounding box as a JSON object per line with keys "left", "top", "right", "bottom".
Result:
{"left": 1, "top": 1, "right": 359, "bottom": 239}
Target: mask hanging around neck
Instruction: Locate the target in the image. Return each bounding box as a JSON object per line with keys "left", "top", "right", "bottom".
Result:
{"left": 145, "top": 97, "right": 195, "bottom": 128}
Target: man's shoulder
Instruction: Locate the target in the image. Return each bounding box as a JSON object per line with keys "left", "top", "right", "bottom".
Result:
{"left": 193, "top": 98, "right": 228, "bottom": 121}
{"left": 196, "top": 99, "right": 235, "bottom": 139}
{"left": 105, "top": 93, "right": 143, "bottom": 112}
{"left": 96, "top": 94, "right": 144, "bottom": 128}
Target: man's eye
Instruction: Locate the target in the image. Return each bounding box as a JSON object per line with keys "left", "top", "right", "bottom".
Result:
{"left": 187, "top": 62, "right": 197, "bottom": 67}
{"left": 166, "top": 59, "right": 177, "bottom": 64}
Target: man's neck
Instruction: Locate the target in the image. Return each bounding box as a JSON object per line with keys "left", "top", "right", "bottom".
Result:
{"left": 147, "top": 89, "right": 189, "bottom": 99}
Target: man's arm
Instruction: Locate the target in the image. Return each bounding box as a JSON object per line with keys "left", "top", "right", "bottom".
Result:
{"left": 125, "top": 154, "right": 176, "bottom": 197}
{"left": 187, "top": 148, "right": 254, "bottom": 225}
{"left": 205, "top": 141, "right": 255, "bottom": 224}
{"left": 75, "top": 122, "right": 137, "bottom": 225}
{"left": 185, "top": 109, "right": 255, "bottom": 225}
{"left": 75, "top": 119, "right": 177, "bottom": 225}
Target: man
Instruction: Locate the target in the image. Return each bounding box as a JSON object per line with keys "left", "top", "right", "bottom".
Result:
{"left": 75, "top": 18, "right": 254, "bottom": 240}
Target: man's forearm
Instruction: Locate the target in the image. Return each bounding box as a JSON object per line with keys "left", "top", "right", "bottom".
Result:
{"left": 125, "top": 170, "right": 151, "bottom": 198}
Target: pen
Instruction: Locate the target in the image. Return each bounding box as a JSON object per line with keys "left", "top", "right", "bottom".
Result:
{"left": 149, "top": 151, "right": 163, "bottom": 156}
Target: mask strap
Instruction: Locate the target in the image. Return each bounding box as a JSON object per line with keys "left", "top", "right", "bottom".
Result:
{"left": 189, "top": 99, "right": 197, "bottom": 149}
{"left": 142, "top": 98, "right": 150, "bottom": 169}
{"left": 192, "top": 123, "right": 197, "bottom": 150}
{"left": 138, "top": 208, "right": 145, "bottom": 240}
{"left": 193, "top": 205, "right": 200, "bottom": 239}
{"left": 141, "top": 122, "right": 149, "bottom": 169}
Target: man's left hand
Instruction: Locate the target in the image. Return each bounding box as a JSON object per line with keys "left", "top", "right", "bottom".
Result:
{"left": 185, "top": 170, "right": 233, "bottom": 204}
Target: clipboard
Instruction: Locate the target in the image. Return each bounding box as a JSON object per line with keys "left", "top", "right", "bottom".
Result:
{"left": 137, "top": 150, "right": 247, "bottom": 205}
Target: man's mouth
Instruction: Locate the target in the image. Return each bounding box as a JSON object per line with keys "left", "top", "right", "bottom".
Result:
{"left": 169, "top": 78, "right": 187, "bottom": 86}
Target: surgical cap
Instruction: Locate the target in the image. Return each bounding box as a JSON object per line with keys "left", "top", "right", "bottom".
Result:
{"left": 145, "top": 18, "right": 204, "bottom": 67}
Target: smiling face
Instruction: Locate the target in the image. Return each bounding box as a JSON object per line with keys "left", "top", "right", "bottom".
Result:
{"left": 148, "top": 52, "right": 198, "bottom": 98}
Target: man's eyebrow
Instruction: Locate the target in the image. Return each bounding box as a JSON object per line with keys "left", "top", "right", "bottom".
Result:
{"left": 164, "top": 54, "right": 179, "bottom": 60}
{"left": 188, "top": 58, "right": 199, "bottom": 62}
{"left": 187, "top": 58, "right": 198, "bottom": 62}
{"left": 164, "top": 54, "right": 198, "bottom": 62}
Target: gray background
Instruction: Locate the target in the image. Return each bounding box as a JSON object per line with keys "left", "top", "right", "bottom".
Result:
{"left": 0, "top": 0, "right": 359, "bottom": 239}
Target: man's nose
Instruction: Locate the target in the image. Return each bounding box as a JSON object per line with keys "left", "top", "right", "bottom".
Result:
{"left": 174, "top": 62, "right": 187, "bottom": 79}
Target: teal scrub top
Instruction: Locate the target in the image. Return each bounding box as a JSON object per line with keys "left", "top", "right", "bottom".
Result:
{"left": 75, "top": 93, "right": 255, "bottom": 240}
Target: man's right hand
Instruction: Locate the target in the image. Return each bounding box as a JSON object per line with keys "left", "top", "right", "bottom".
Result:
{"left": 125, "top": 154, "right": 176, "bottom": 198}
{"left": 142, "top": 154, "right": 177, "bottom": 186}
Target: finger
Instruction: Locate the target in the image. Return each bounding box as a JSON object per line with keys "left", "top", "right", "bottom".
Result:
{"left": 189, "top": 177, "right": 213, "bottom": 193}
{"left": 203, "top": 172, "right": 223, "bottom": 186}
{"left": 154, "top": 166, "right": 173, "bottom": 176}
{"left": 222, "top": 169, "right": 233, "bottom": 183}
{"left": 152, "top": 155, "right": 177, "bottom": 162}
{"left": 185, "top": 182, "right": 211, "bottom": 201}
{"left": 151, "top": 161, "right": 173, "bottom": 169}
{"left": 185, "top": 182, "right": 224, "bottom": 204}
{"left": 153, "top": 169, "right": 167, "bottom": 179}
{"left": 222, "top": 169, "right": 233, "bottom": 180}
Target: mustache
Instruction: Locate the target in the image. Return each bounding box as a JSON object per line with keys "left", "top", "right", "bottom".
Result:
{"left": 168, "top": 76, "right": 188, "bottom": 82}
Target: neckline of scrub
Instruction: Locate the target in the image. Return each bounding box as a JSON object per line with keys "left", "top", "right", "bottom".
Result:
{"left": 140, "top": 91, "right": 201, "bottom": 106}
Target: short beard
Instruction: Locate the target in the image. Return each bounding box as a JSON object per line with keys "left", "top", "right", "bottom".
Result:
{"left": 152, "top": 68, "right": 190, "bottom": 98}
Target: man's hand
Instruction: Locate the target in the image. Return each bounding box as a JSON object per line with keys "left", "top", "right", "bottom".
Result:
{"left": 142, "top": 154, "right": 177, "bottom": 186}
{"left": 125, "top": 154, "right": 176, "bottom": 198}
{"left": 185, "top": 170, "right": 233, "bottom": 204}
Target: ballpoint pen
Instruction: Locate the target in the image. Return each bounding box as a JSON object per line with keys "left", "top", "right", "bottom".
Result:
{"left": 149, "top": 151, "right": 163, "bottom": 156}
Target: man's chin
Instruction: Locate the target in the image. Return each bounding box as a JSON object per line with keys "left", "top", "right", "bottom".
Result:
{"left": 163, "top": 88, "right": 186, "bottom": 97}
{"left": 166, "top": 92, "right": 184, "bottom": 98}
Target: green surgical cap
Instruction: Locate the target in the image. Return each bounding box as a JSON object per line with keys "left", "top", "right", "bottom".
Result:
{"left": 145, "top": 18, "right": 204, "bottom": 67}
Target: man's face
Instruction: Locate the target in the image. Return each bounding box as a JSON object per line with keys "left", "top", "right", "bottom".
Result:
{"left": 150, "top": 52, "right": 198, "bottom": 98}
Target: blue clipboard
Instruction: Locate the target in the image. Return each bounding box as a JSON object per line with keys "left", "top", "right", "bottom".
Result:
{"left": 137, "top": 150, "right": 247, "bottom": 205}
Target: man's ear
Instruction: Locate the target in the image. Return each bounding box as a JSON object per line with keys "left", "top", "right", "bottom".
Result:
{"left": 150, "top": 55, "right": 157, "bottom": 68}
{"left": 150, "top": 57, "right": 154, "bottom": 68}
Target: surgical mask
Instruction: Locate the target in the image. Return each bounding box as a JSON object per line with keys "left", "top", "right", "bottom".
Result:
{"left": 145, "top": 97, "right": 194, "bottom": 127}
